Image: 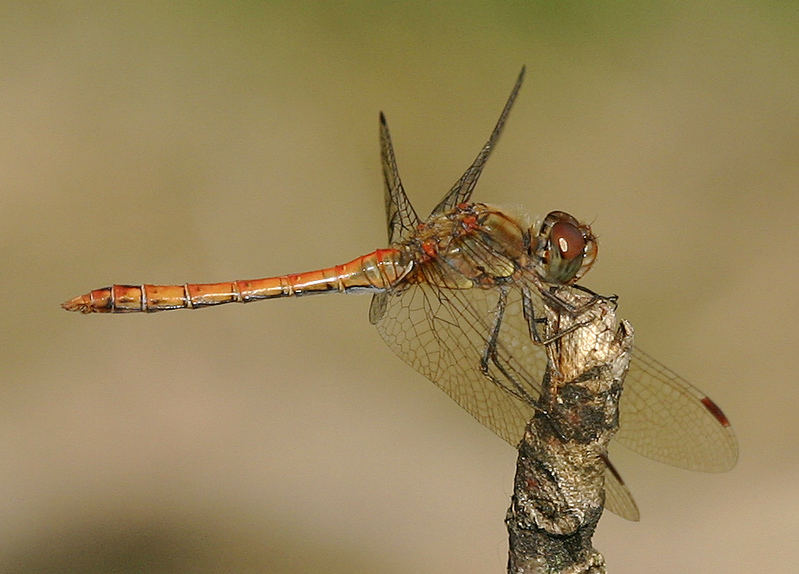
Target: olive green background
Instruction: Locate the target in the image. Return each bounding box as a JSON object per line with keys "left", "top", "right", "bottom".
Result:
{"left": 2, "top": 2, "right": 797, "bottom": 572}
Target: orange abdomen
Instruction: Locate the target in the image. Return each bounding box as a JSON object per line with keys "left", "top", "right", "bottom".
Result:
{"left": 62, "top": 248, "right": 408, "bottom": 313}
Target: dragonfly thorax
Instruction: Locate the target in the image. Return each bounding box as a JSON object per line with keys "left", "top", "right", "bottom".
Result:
{"left": 403, "top": 203, "right": 529, "bottom": 289}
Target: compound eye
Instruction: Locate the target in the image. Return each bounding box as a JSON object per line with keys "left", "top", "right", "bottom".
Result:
{"left": 550, "top": 221, "right": 586, "bottom": 260}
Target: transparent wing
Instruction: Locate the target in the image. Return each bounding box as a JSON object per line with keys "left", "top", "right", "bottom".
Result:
{"left": 602, "top": 454, "right": 640, "bottom": 521}
{"left": 370, "top": 277, "right": 542, "bottom": 446}
{"left": 370, "top": 274, "right": 644, "bottom": 520}
{"left": 373, "top": 275, "right": 738, "bottom": 472}
{"left": 430, "top": 66, "right": 525, "bottom": 216}
{"left": 379, "top": 112, "right": 420, "bottom": 245}
{"left": 617, "top": 348, "right": 739, "bottom": 472}
{"left": 369, "top": 262, "right": 737, "bottom": 519}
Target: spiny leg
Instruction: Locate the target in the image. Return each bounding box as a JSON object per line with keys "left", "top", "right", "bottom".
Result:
{"left": 573, "top": 283, "right": 618, "bottom": 307}
{"left": 480, "top": 286, "right": 539, "bottom": 406}
{"left": 522, "top": 284, "right": 547, "bottom": 344}
{"left": 539, "top": 286, "right": 596, "bottom": 317}
{"left": 525, "top": 282, "right": 622, "bottom": 348}
{"left": 523, "top": 284, "right": 594, "bottom": 347}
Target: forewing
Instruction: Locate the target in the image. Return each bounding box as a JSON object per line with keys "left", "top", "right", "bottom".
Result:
{"left": 430, "top": 66, "right": 525, "bottom": 216}
{"left": 616, "top": 347, "right": 739, "bottom": 472}
{"left": 370, "top": 275, "right": 544, "bottom": 446}
{"left": 379, "top": 112, "right": 420, "bottom": 245}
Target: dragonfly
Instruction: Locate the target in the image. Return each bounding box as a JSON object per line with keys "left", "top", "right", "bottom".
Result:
{"left": 63, "top": 67, "right": 738, "bottom": 521}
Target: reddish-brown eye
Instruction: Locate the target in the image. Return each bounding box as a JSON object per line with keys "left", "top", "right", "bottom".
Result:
{"left": 550, "top": 221, "right": 586, "bottom": 260}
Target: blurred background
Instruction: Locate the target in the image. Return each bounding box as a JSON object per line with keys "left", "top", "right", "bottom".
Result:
{"left": 2, "top": 2, "right": 797, "bottom": 572}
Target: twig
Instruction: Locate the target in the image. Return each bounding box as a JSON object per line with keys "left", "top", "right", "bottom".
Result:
{"left": 506, "top": 288, "right": 633, "bottom": 573}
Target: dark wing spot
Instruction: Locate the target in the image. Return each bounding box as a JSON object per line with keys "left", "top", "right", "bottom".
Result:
{"left": 701, "top": 397, "right": 731, "bottom": 427}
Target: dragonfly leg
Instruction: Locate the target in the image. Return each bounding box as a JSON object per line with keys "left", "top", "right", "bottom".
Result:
{"left": 535, "top": 315, "right": 590, "bottom": 346}
{"left": 539, "top": 283, "right": 616, "bottom": 318}
{"left": 480, "top": 286, "right": 540, "bottom": 406}
{"left": 522, "top": 285, "right": 589, "bottom": 346}
{"left": 522, "top": 285, "right": 548, "bottom": 344}
{"left": 573, "top": 284, "right": 618, "bottom": 308}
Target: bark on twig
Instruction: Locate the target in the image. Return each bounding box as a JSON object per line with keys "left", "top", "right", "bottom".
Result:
{"left": 506, "top": 288, "right": 633, "bottom": 574}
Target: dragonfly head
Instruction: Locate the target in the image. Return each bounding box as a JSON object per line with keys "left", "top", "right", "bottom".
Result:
{"left": 532, "top": 211, "right": 597, "bottom": 285}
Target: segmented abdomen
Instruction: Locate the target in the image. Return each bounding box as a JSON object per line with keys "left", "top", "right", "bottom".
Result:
{"left": 62, "top": 248, "right": 408, "bottom": 313}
